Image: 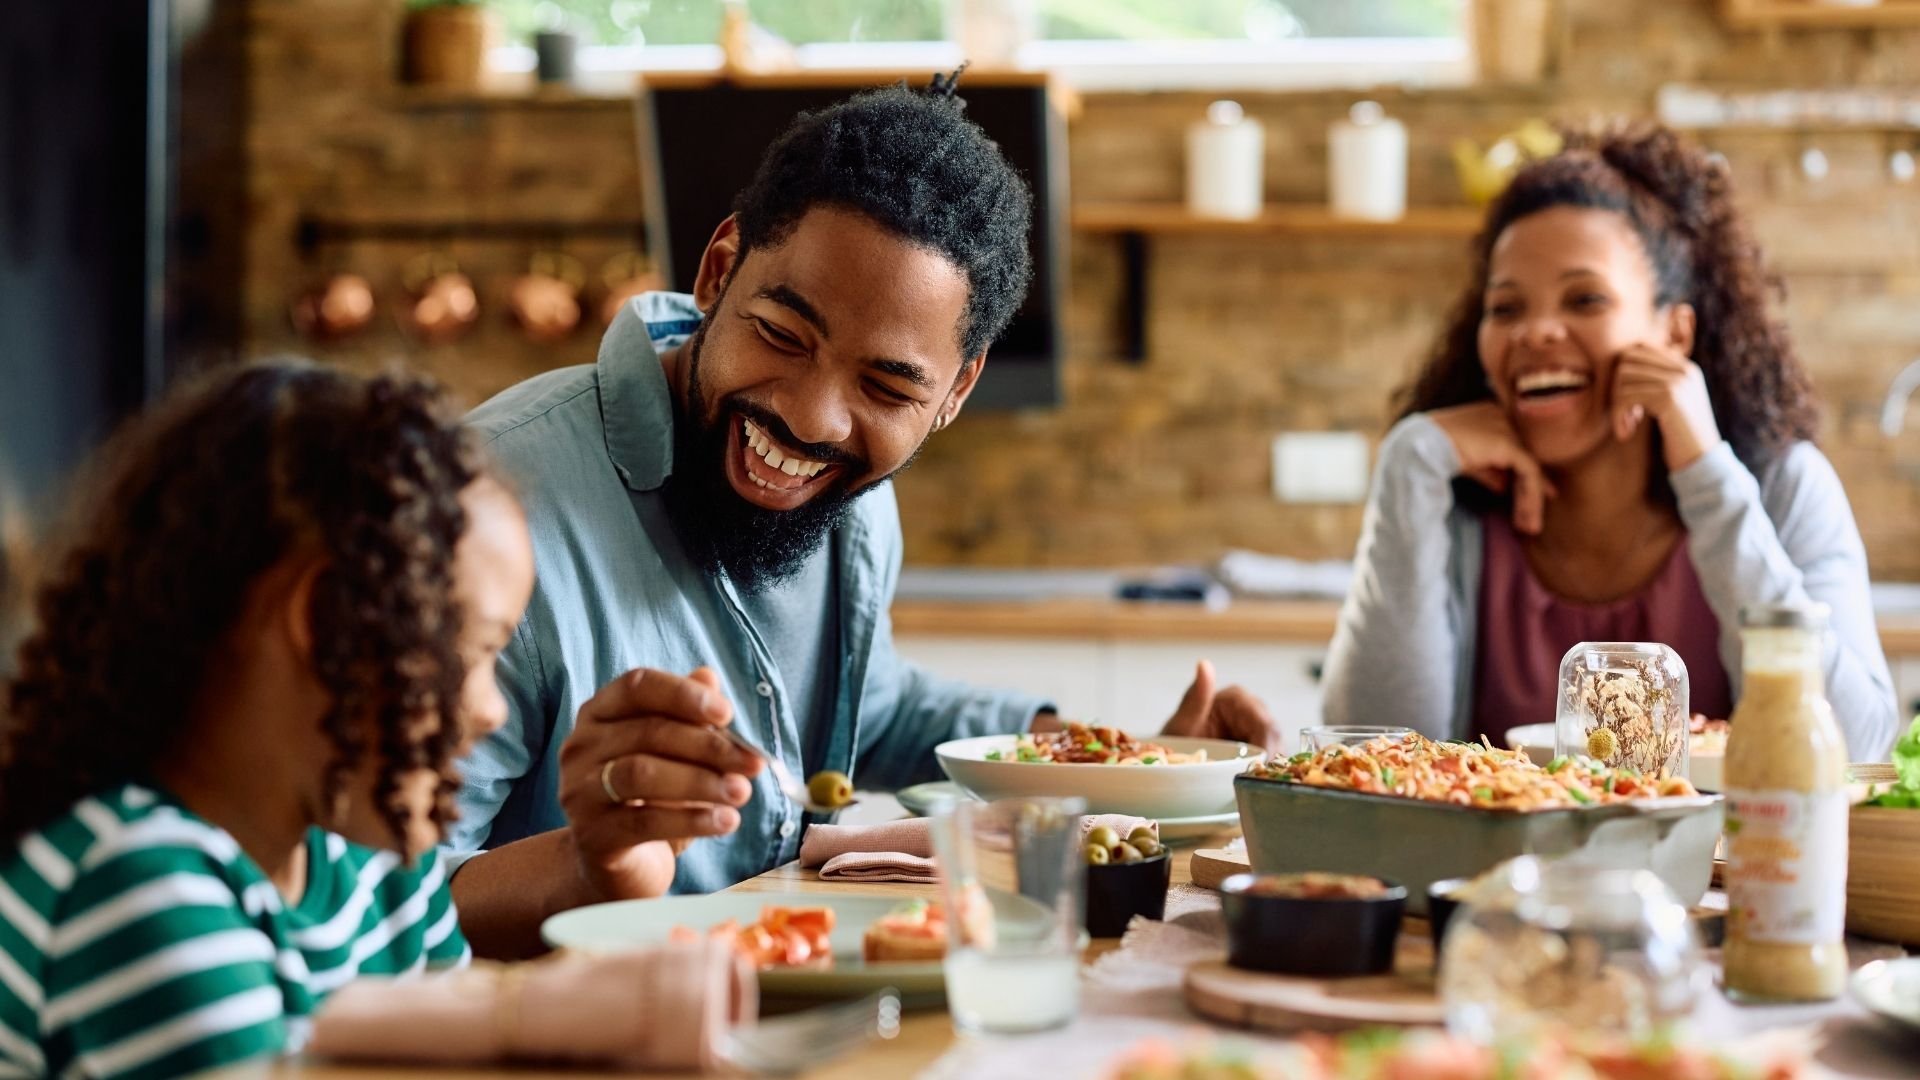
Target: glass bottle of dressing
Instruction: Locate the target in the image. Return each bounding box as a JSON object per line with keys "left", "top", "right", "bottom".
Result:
{"left": 1722, "top": 603, "right": 1848, "bottom": 1002}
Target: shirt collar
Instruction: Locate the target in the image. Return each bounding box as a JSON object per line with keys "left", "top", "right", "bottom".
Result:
{"left": 598, "top": 292, "right": 704, "bottom": 492}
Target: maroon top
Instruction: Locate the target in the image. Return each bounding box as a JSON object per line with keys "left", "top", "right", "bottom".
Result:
{"left": 1471, "top": 514, "right": 1733, "bottom": 743}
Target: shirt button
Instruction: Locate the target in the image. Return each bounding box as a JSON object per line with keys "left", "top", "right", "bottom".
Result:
{"left": 756, "top": 681, "right": 774, "bottom": 698}
{"left": 779, "top": 820, "right": 797, "bottom": 839}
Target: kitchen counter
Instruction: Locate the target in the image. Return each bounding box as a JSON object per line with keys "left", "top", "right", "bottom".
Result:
{"left": 891, "top": 597, "right": 1340, "bottom": 643}
{"left": 892, "top": 596, "right": 1920, "bottom": 654}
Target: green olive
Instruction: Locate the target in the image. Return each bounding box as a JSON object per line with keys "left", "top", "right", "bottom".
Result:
{"left": 1134, "top": 840, "right": 1165, "bottom": 860}
{"left": 806, "top": 770, "right": 854, "bottom": 809}
{"left": 1112, "top": 841, "right": 1144, "bottom": 864}
{"left": 1086, "top": 825, "right": 1121, "bottom": 850}
{"left": 1085, "top": 842, "right": 1112, "bottom": 866}
{"left": 1126, "top": 826, "right": 1158, "bottom": 847}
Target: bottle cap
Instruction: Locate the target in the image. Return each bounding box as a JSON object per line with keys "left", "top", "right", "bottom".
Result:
{"left": 1739, "top": 602, "right": 1831, "bottom": 631}
{"left": 1349, "top": 100, "right": 1386, "bottom": 125}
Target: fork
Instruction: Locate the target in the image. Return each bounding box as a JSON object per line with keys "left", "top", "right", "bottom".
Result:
{"left": 720, "top": 988, "right": 902, "bottom": 1076}
{"left": 716, "top": 723, "right": 859, "bottom": 815}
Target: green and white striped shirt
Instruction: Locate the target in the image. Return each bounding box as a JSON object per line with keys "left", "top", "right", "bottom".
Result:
{"left": 0, "top": 785, "right": 468, "bottom": 1079}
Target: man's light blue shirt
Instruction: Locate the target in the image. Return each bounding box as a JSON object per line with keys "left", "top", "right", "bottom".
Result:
{"left": 449, "top": 293, "right": 1047, "bottom": 894}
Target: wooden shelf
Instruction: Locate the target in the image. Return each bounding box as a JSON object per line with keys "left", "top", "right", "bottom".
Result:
{"left": 636, "top": 67, "right": 1052, "bottom": 91}
{"left": 1722, "top": 0, "right": 1920, "bottom": 29}
{"left": 1072, "top": 202, "right": 1483, "bottom": 237}
{"left": 391, "top": 81, "right": 634, "bottom": 111}
{"left": 1075, "top": 202, "right": 1481, "bottom": 361}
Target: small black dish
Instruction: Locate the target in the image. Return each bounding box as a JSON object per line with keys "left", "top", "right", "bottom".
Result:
{"left": 1426, "top": 876, "right": 1470, "bottom": 960}
{"left": 1084, "top": 853, "right": 1172, "bottom": 937}
{"left": 1220, "top": 872, "right": 1407, "bottom": 977}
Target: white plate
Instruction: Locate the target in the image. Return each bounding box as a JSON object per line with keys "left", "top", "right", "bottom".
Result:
{"left": 935, "top": 734, "right": 1256, "bottom": 818}
{"left": 1505, "top": 723, "right": 1556, "bottom": 766}
{"left": 1852, "top": 957, "right": 1920, "bottom": 1034}
{"left": 1156, "top": 809, "right": 1242, "bottom": 842}
{"left": 544, "top": 892, "right": 919, "bottom": 1000}
{"left": 896, "top": 780, "right": 965, "bottom": 818}
{"left": 896, "top": 781, "right": 1238, "bottom": 843}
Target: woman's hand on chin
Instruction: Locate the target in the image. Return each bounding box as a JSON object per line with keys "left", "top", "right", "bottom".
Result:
{"left": 1429, "top": 401, "right": 1557, "bottom": 536}
{"left": 1611, "top": 343, "right": 1723, "bottom": 472}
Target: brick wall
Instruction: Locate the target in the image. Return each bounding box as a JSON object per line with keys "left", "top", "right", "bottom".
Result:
{"left": 236, "top": 0, "right": 1920, "bottom": 577}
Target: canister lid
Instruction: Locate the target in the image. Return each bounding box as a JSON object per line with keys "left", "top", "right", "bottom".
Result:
{"left": 1739, "top": 602, "right": 1830, "bottom": 630}
{"left": 1205, "top": 100, "right": 1245, "bottom": 126}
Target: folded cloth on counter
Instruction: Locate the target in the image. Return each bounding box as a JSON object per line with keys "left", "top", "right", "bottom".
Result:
{"left": 305, "top": 940, "right": 755, "bottom": 1072}
{"left": 1215, "top": 549, "right": 1354, "bottom": 600}
{"left": 799, "top": 814, "right": 1157, "bottom": 883}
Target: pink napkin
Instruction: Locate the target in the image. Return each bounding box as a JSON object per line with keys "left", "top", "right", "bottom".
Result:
{"left": 798, "top": 814, "right": 1157, "bottom": 883}
{"left": 801, "top": 820, "right": 938, "bottom": 883}
{"left": 305, "top": 940, "right": 755, "bottom": 1071}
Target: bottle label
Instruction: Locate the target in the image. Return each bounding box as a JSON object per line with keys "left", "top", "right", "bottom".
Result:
{"left": 1725, "top": 788, "right": 1848, "bottom": 945}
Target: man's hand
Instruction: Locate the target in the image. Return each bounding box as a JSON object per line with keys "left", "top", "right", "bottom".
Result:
{"left": 1160, "top": 659, "right": 1282, "bottom": 753}
{"left": 556, "top": 666, "right": 762, "bottom": 901}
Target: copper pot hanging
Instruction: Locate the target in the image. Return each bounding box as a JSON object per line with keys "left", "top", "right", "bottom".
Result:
{"left": 598, "top": 251, "right": 667, "bottom": 326}
{"left": 401, "top": 252, "right": 479, "bottom": 346}
{"left": 290, "top": 271, "right": 376, "bottom": 342}
{"left": 508, "top": 251, "right": 586, "bottom": 343}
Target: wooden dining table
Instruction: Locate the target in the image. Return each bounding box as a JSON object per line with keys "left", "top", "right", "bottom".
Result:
{"left": 240, "top": 830, "right": 1236, "bottom": 1080}
{"left": 240, "top": 825, "right": 1919, "bottom": 1080}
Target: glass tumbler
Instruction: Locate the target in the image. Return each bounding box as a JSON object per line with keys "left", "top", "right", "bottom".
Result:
{"left": 1298, "top": 725, "right": 1415, "bottom": 752}
{"left": 1440, "top": 855, "right": 1704, "bottom": 1045}
{"left": 928, "top": 796, "right": 1087, "bottom": 1035}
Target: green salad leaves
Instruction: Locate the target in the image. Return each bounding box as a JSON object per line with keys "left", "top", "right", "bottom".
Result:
{"left": 1865, "top": 716, "right": 1920, "bottom": 809}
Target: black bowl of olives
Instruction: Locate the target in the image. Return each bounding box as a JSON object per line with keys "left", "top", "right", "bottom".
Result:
{"left": 1083, "top": 825, "right": 1171, "bottom": 938}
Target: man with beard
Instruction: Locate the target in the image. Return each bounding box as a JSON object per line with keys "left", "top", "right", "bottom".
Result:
{"left": 445, "top": 79, "right": 1281, "bottom": 958}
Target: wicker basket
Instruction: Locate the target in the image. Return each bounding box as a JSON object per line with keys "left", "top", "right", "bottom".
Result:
{"left": 403, "top": 4, "right": 495, "bottom": 89}
{"left": 1847, "top": 804, "right": 1920, "bottom": 945}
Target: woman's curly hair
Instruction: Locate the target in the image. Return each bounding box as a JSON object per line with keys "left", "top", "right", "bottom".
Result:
{"left": 0, "top": 362, "right": 487, "bottom": 848}
{"left": 1397, "top": 120, "right": 1820, "bottom": 478}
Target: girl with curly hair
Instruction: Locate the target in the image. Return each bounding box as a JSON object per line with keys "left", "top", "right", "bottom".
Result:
{"left": 0, "top": 362, "right": 534, "bottom": 1078}
{"left": 1321, "top": 121, "right": 1898, "bottom": 761}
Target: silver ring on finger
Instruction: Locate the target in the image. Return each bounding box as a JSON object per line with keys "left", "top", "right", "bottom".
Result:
{"left": 601, "top": 759, "right": 643, "bottom": 807}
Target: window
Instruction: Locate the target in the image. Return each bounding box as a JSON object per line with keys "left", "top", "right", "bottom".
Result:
{"left": 1036, "top": 0, "right": 1456, "bottom": 41}
{"left": 491, "top": 1, "right": 950, "bottom": 47}
{"left": 488, "top": 0, "right": 1468, "bottom": 90}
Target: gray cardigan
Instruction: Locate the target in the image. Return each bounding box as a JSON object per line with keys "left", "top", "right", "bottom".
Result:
{"left": 1321, "top": 414, "right": 1900, "bottom": 762}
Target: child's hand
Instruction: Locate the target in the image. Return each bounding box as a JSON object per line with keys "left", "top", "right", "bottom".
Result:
{"left": 557, "top": 666, "right": 761, "bottom": 901}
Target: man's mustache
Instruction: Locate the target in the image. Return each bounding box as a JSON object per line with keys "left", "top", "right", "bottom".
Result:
{"left": 727, "top": 399, "right": 865, "bottom": 469}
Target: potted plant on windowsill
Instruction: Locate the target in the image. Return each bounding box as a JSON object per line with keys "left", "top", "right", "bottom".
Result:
{"left": 402, "top": 0, "right": 496, "bottom": 89}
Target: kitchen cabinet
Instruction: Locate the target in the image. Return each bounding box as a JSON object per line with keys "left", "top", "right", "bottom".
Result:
{"left": 889, "top": 636, "right": 1104, "bottom": 727}
{"left": 1105, "top": 641, "right": 1327, "bottom": 740}
{"left": 893, "top": 631, "right": 1328, "bottom": 749}
{"left": 1892, "top": 657, "right": 1920, "bottom": 718}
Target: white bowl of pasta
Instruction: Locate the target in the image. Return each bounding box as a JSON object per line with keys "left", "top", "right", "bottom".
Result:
{"left": 934, "top": 726, "right": 1258, "bottom": 818}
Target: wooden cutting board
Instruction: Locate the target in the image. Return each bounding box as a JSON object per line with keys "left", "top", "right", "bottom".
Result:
{"left": 1184, "top": 934, "right": 1445, "bottom": 1032}
{"left": 1189, "top": 846, "right": 1251, "bottom": 891}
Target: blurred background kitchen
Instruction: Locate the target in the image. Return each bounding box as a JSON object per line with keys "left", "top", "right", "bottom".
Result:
{"left": 9, "top": 0, "right": 1920, "bottom": 730}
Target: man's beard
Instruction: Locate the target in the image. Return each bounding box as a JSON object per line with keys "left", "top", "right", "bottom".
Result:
{"left": 662, "top": 318, "right": 894, "bottom": 591}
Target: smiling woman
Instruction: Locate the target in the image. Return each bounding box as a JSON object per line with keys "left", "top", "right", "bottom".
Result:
{"left": 1320, "top": 120, "right": 1900, "bottom": 763}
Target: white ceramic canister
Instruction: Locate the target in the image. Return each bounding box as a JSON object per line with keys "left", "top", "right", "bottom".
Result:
{"left": 1328, "top": 100, "right": 1408, "bottom": 222}
{"left": 1186, "top": 100, "right": 1264, "bottom": 220}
